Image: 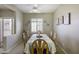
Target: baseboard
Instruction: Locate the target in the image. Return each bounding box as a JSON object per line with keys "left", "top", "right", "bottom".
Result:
{"left": 59, "top": 45, "right": 67, "bottom": 54}
{"left": 54, "top": 40, "right": 67, "bottom": 54}
{"left": 1, "top": 39, "right": 23, "bottom": 54}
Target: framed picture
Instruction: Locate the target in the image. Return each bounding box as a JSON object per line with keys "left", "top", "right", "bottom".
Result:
{"left": 68, "top": 12, "right": 71, "bottom": 24}
{"left": 64, "top": 12, "right": 71, "bottom": 24}
{"left": 56, "top": 17, "right": 60, "bottom": 25}
{"left": 59, "top": 17, "right": 62, "bottom": 24}
{"left": 59, "top": 16, "right": 64, "bottom": 24}
{"left": 62, "top": 16, "right": 64, "bottom": 24}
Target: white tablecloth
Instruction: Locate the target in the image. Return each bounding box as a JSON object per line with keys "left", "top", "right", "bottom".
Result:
{"left": 24, "top": 34, "right": 56, "bottom": 54}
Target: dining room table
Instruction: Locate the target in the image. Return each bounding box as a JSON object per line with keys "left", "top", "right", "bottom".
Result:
{"left": 24, "top": 33, "right": 56, "bottom": 54}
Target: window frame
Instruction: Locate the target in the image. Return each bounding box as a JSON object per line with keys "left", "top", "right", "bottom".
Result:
{"left": 31, "top": 18, "right": 43, "bottom": 33}
{"left": 1, "top": 17, "right": 16, "bottom": 36}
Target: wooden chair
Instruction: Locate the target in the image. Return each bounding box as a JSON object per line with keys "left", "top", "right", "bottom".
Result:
{"left": 22, "top": 31, "right": 28, "bottom": 47}
{"left": 49, "top": 31, "right": 53, "bottom": 39}
{"left": 31, "top": 39, "right": 49, "bottom": 54}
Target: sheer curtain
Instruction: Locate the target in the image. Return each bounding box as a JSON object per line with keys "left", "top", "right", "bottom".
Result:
{"left": 0, "top": 17, "right": 15, "bottom": 48}
{"left": 0, "top": 18, "right": 3, "bottom": 48}
{"left": 31, "top": 18, "right": 43, "bottom": 33}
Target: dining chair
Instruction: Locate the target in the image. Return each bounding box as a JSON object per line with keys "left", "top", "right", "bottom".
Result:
{"left": 41, "top": 40, "right": 49, "bottom": 54}
{"left": 31, "top": 39, "right": 49, "bottom": 54}
{"left": 49, "top": 31, "right": 53, "bottom": 40}
{"left": 22, "top": 30, "right": 28, "bottom": 47}
{"left": 31, "top": 40, "right": 38, "bottom": 54}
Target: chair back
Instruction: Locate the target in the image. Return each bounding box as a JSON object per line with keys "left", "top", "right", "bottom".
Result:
{"left": 31, "top": 39, "right": 49, "bottom": 54}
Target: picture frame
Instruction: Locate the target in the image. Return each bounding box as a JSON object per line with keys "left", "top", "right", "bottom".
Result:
{"left": 64, "top": 12, "right": 71, "bottom": 24}
{"left": 56, "top": 17, "right": 60, "bottom": 25}
{"left": 59, "top": 16, "right": 64, "bottom": 24}
{"left": 62, "top": 16, "right": 64, "bottom": 24}
{"left": 68, "top": 12, "right": 71, "bottom": 24}
{"left": 59, "top": 17, "right": 62, "bottom": 24}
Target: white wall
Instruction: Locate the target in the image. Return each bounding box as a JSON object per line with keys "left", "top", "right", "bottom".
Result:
{"left": 23, "top": 13, "right": 54, "bottom": 36}
{"left": 54, "top": 4, "right": 79, "bottom": 53}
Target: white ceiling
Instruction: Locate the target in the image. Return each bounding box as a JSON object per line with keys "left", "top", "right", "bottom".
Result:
{"left": 14, "top": 4, "right": 60, "bottom": 13}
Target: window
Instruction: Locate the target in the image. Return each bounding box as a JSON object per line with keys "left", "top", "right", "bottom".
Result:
{"left": 31, "top": 18, "right": 43, "bottom": 33}
{"left": 0, "top": 18, "right": 3, "bottom": 47}
{"left": 3, "top": 18, "right": 15, "bottom": 36}
{"left": 0, "top": 17, "right": 15, "bottom": 47}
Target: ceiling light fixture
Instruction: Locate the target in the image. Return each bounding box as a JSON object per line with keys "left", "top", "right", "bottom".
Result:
{"left": 30, "top": 4, "right": 40, "bottom": 13}
{"left": 33, "top": 4, "right": 38, "bottom": 9}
